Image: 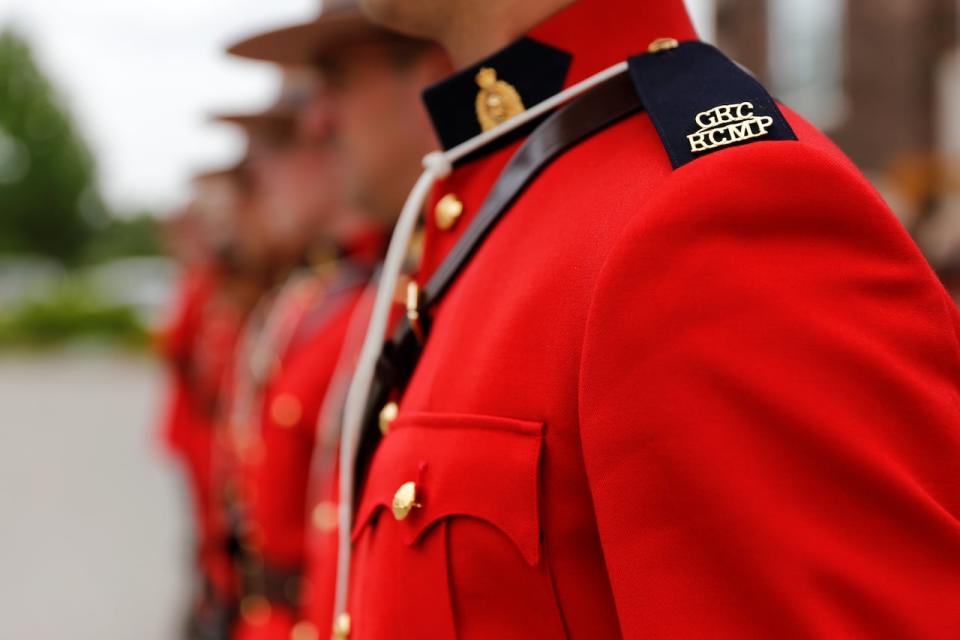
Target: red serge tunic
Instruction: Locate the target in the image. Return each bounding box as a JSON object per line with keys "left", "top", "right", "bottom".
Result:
{"left": 344, "top": 0, "right": 960, "bottom": 638}
{"left": 159, "top": 265, "right": 242, "bottom": 603}
{"left": 234, "top": 239, "right": 381, "bottom": 640}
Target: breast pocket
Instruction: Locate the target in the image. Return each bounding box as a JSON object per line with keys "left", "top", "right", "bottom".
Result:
{"left": 349, "top": 412, "right": 567, "bottom": 640}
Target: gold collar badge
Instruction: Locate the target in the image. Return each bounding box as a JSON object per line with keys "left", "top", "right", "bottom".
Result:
{"left": 688, "top": 102, "right": 774, "bottom": 153}
{"left": 475, "top": 67, "right": 525, "bottom": 131}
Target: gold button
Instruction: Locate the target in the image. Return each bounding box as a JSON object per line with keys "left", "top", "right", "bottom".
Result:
{"left": 240, "top": 595, "right": 272, "bottom": 626}
{"left": 291, "top": 620, "right": 319, "bottom": 640}
{"left": 378, "top": 401, "right": 399, "bottom": 435}
{"left": 392, "top": 481, "right": 421, "bottom": 521}
{"left": 311, "top": 501, "right": 338, "bottom": 532}
{"left": 271, "top": 393, "right": 302, "bottom": 428}
{"left": 434, "top": 193, "right": 464, "bottom": 230}
{"left": 332, "top": 612, "right": 351, "bottom": 640}
{"left": 648, "top": 37, "right": 679, "bottom": 53}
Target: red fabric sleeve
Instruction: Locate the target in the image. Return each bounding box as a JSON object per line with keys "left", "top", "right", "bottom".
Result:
{"left": 578, "top": 142, "right": 960, "bottom": 637}
{"left": 157, "top": 267, "right": 216, "bottom": 455}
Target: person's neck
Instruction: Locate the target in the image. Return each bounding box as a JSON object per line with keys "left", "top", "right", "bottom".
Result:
{"left": 419, "top": 0, "right": 697, "bottom": 152}
{"left": 321, "top": 210, "right": 371, "bottom": 246}
{"left": 440, "top": 0, "right": 574, "bottom": 68}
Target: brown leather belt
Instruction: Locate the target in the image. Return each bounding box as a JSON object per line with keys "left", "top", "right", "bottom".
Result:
{"left": 239, "top": 559, "right": 303, "bottom": 610}
{"left": 354, "top": 71, "right": 645, "bottom": 492}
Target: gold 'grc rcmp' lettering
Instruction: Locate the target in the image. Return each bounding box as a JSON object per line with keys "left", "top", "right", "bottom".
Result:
{"left": 687, "top": 101, "right": 774, "bottom": 153}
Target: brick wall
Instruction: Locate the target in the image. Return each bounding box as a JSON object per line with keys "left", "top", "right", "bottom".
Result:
{"left": 714, "top": 0, "right": 958, "bottom": 173}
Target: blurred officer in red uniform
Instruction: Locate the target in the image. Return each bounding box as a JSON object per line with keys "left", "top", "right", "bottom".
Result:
{"left": 167, "top": 105, "right": 315, "bottom": 639}
{"left": 206, "top": 72, "right": 341, "bottom": 640}
{"left": 158, "top": 239, "right": 229, "bottom": 640}
{"left": 159, "top": 164, "right": 272, "bottom": 640}
{"left": 324, "top": 0, "right": 960, "bottom": 637}
{"left": 220, "top": 15, "right": 448, "bottom": 639}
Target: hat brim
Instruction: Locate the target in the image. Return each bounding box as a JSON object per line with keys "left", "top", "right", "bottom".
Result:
{"left": 227, "top": 11, "right": 384, "bottom": 66}
{"left": 192, "top": 161, "right": 248, "bottom": 184}
{"left": 210, "top": 109, "right": 297, "bottom": 129}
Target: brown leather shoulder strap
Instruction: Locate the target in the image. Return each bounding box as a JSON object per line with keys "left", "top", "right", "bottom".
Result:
{"left": 355, "top": 71, "right": 644, "bottom": 491}
{"left": 425, "top": 71, "right": 643, "bottom": 304}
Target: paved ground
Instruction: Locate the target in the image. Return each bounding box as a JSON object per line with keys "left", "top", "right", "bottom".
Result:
{"left": 0, "top": 352, "right": 191, "bottom": 639}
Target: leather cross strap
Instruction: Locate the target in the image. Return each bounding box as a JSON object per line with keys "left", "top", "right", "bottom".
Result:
{"left": 354, "top": 70, "right": 646, "bottom": 489}
{"left": 239, "top": 560, "right": 303, "bottom": 610}
{"left": 430, "top": 71, "right": 643, "bottom": 304}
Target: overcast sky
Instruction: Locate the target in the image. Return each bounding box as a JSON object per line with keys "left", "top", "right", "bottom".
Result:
{"left": 0, "top": 0, "right": 315, "bottom": 215}
{"left": 0, "top": 0, "right": 712, "bottom": 216}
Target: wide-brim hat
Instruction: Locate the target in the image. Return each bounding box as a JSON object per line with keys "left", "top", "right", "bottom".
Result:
{"left": 226, "top": 0, "right": 384, "bottom": 67}
{"left": 210, "top": 107, "right": 297, "bottom": 130}
{"left": 191, "top": 160, "right": 249, "bottom": 186}
{"left": 209, "top": 68, "right": 315, "bottom": 132}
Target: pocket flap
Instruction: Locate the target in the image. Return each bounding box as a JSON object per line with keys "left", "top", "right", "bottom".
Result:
{"left": 353, "top": 412, "right": 545, "bottom": 567}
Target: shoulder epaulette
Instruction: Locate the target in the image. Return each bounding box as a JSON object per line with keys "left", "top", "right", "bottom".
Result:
{"left": 628, "top": 41, "right": 797, "bottom": 169}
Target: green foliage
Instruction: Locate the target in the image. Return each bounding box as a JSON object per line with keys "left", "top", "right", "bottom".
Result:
{"left": 0, "top": 280, "right": 150, "bottom": 350}
{"left": 0, "top": 28, "right": 104, "bottom": 266}
{"left": 83, "top": 213, "right": 163, "bottom": 264}
{"left": 0, "top": 29, "right": 162, "bottom": 350}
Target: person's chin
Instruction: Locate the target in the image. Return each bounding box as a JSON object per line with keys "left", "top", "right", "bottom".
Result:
{"left": 347, "top": 182, "right": 373, "bottom": 214}
{"left": 357, "top": 0, "right": 435, "bottom": 39}
{"left": 356, "top": 0, "right": 398, "bottom": 27}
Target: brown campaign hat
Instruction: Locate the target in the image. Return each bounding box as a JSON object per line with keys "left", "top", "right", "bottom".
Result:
{"left": 191, "top": 159, "right": 249, "bottom": 186}
{"left": 209, "top": 69, "right": 314, "bottom": 131}
{"left": 227, "top": 0, "right": 384, "bottom": 66}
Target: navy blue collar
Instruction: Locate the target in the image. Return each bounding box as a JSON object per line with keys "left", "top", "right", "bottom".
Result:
{"left": 422, "top": 37, "right": 572, "bottom": 151}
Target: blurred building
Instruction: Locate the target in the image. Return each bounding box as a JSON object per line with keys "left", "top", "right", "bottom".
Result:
{"left": 689, "top": 0, "right": 960, "bottom": 269}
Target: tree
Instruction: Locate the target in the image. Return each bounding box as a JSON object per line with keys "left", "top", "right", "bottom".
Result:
{"left": 0, "top": 28, "right": 106, "bottom": 265}
{"left": 83, "top": 212, "right": 162, "bottom": 264}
